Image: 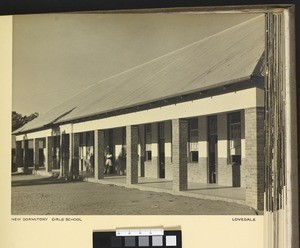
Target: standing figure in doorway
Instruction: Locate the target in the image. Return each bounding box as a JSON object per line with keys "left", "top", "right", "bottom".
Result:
{"left": 90, "top": 152, "right": 94, "bottom": 173}
{"left": 104, "top": 146, "right": 113, "bottom": 174}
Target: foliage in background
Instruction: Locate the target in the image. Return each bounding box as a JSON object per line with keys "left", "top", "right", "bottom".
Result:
{"left": 12, "top": 111, "right": 39, "bottom": 132}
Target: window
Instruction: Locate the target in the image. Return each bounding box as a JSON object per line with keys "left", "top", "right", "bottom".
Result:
{"left": 189, "top": 118, "right": 199, "bottom": 162}
{"left": 228, "top": 112, "right": 241, "bottom": 164}
{"left": 158, "top": 122, "right": 164, "bottom": 139}
{"left": 86, "top": 131, "right": 94, "bottom": 146}
{"left": 145, "top": 124, "right": 152, "bottom": 161}
{"left": 209, "top": 116, "right": 217, "bottom": 135}
{"left": 146, "top": 151, "right": 152, "bottom": 161}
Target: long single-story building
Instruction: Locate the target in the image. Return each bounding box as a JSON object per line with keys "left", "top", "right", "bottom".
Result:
{"left": 13, "top": 15, "right": 265, "bottom": 210}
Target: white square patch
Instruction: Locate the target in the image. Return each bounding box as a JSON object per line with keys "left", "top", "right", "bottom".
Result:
{"left": 166, "top": 235, "right": 177, "bottom": 246}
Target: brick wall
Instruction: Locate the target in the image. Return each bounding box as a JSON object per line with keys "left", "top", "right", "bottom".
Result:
{"left": 240, "top": 158, "right": 246, "bottom": 188}
{"left": 145, "top": 157, "right": 158, "bottom": 178}
{"left": 217, "top": 158, "right": 232, "bottom": 186}
{"left": 172, "top": 119, "right": 188, "bottom": 191}
{"left": 245, "top": 107, "right": 265, "bottom": 210}
{"left": 165, "top": 157, "right": 172, "bottom": 180}
{"left": 187, "top": 158, "right": 207, "bottom": 183}
{"left": 94, "top": 130, "right": 105, "bottom": 180}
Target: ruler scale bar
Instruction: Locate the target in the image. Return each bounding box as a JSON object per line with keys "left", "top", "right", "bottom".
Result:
{"left": 116, "top": 229, "right": 164, "bottom": 236}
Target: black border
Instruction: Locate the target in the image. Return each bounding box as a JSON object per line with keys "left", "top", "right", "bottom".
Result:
{"left": 0, "top": 0, "right": 297, "bottom": 15}
{"left": 1, "top": 0, "right": 299, "bottom": 246}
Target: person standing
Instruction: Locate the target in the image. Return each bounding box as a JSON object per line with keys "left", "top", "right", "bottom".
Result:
{"left": 104, "top": 146, "right": 113, "bottom": 174}
{"left": 90, "top": 152, "right": 94, "bottom": 173}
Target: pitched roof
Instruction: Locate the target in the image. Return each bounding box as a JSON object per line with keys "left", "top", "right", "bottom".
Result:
{"left": 14, "top": 15, "right": 265, "bottom": 134}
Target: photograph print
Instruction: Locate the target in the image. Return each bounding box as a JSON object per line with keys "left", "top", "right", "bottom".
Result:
{"left": 11, "top": 11, "right": 267, "bottom": 215}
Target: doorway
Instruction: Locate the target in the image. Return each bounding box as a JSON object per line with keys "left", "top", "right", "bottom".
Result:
{"left": 228, "top": 112, "right": 242, "bottom": 187}
{"left": 208, "top": 116, "right": 218, "bottom": 183}
{"left": 53, "top": 136, "right": 60, "bottom": 169}
{"left": 158, "top": 122, "right": 165, "bottom": 178}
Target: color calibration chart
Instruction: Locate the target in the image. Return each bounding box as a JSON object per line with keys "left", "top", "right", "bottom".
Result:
{"left": 93, "top": 228, "right": 182, "bottom": 248}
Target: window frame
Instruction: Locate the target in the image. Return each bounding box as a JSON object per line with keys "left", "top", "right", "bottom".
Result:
{"left": 145, "top": 124, "right": 152, "bottom": 161}
{"left": 227, "top": 111, "right": 242, "bottom": 165}
{"left": 188, "top": 118, "right": 199, "bottom": 163}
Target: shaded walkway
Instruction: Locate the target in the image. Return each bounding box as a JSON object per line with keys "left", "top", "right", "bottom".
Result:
{"left": 86, "top": 176, "right": 246, "bottom": 205}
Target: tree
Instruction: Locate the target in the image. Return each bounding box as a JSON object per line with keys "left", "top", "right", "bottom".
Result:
{"left": 12, "top": 111, "right": 39, "bottom": 132}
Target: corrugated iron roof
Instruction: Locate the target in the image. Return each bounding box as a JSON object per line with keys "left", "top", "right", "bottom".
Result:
{"left": 14, "top": 15, "right": 265, "bottom": 134}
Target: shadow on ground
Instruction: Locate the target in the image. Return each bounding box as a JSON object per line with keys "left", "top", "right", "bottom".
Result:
{"left": 11, "top": 175, "right": 83, "bottom": 187}
{"left": 188, "top": 186, "right": 233, "bottom": 191}
{"left": 138, "top": 180, "right": 173, "bottom": 185}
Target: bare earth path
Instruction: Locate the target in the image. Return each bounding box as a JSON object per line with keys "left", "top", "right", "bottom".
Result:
{"left": 11, "top": 175, "right": 258, "bottom": 215}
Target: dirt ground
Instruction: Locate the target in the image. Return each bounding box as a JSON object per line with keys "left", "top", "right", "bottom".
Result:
{"left": 11, "top": 174, "right": 258, "bottom": 215}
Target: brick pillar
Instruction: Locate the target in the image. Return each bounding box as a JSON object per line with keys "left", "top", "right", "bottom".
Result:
{"left": 33, "top": 138, "right": 40, "bottom": 171}
{"left": 60, "top": 134, "right": 70, "bottom": 177}
{"left": 94, "top": 130, "right": 105, "bottom": 180}
{"left": 16, "top": 141, "right": 23, "bottom": 168}
{"left": 68, "top": 134, "right": 72, "bottom": 177}
{"left": 72, "top": 133, "right": 80, "bottom": 178}
{"left": 126, "top": 125, "right": 139, "bottom": 185}
{"left": 46, "top": 136, "right": 54, "bottom": 172}
{"left": 172, "top": 119, "right": 188, "bottom": 191}
{"left": 23, "top": 139, "right": 30, "bottom": 172}
{"left": 65, "top": 134, "right": 70, "bottom": 178}
{"left": 59, "top": 134, "right": 63, "bottom": 176}
{"left": 245, "top": 107, "right": 265, "bottom": 210}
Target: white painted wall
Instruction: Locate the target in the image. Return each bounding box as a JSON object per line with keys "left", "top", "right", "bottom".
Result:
{"left": 73, "top": 88, "right": 262, "bottom": 133}
{"left": 16, "top": 129, "right": 52, "bottom": 141}
{"left": 16, "top": 88, "right": 263, "bottom": 141}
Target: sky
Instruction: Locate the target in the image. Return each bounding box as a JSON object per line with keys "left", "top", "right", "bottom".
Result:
{"left": 12, "top": 12, "right": 260, "bottom": 116}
